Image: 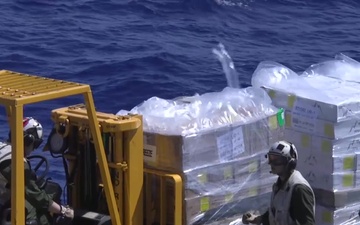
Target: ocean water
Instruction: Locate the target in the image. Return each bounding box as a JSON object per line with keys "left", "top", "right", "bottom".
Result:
{"left": 0, "top": 0, "right": 359, "bottom": 199}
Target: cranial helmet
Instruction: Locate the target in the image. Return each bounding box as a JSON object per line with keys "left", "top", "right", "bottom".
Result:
{"left": 8, "top": 117, "right": 44, "bottom": 149}
{"left": 266, "top": 140, "right": 298, "bottom": 170}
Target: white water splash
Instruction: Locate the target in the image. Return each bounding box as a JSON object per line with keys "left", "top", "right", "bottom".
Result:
{"left": 214, "top": 0, "right": 254, "bottom": 8}
{"left": 212, "top": 43, "right": 240, "bottom": 89}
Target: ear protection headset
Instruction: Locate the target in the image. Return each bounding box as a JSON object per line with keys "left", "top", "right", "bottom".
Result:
{"left": 283, "top": 140, "right": 298, "bottom": 170}
{"left": 24, "top": 130, "right": 34, "bottom": 147}
{"left": 8, "top": 128, "right": 43, "bottom": 149}
{"left": 7, "top": 117, "right": 43, "bottom": 149}
{"left": 24, "top": 128, "right": 43, "bottom": 149}
{"left": 266, "top": 140, "right": 298, "bottom": 171}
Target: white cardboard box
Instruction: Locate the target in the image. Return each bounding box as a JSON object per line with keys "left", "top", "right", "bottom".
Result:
{"left": 311, "top": 134, "right": 360, "bottom": 155}
{"left": 143, "top": 113, "right": 284, "bottom": 173}
{"left": 285, "top": 111, "right": 360, "bottom": 139}
{"left": 356, "top": 152, "right": 360, "bottom": 171}
{"left": 285, "top": 129, "right": 357, "bottom": 173}
{"left": 315, "top": 203, "right": 360, "bottom": 225}
{"left": 301, "top": 167, "right": 355, "bottom": 191}
{"left": 355, "top": 170, "right": 360, "bottom": 188}
{"left": 264, "top": 86, "right": 360, "bottom": 123}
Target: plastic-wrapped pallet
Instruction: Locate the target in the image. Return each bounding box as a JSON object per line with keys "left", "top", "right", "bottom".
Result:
{"left": 117, "top": 86, "right": 283, "bottom": 225}
{"left": 222, "top": 203, "right": 360, "bottom": 225}
{"left": 118, "top": 87, "right": 284, "bottom": 173}
{"left": 180, "top": 150, "right": 277, "bottom": 225}
{"left": 251, "top": 54, "right": 360, "bottom": 223}
{"left": 142, "top": 150, "right": 278, "bottom": 225}
{"left": 315, "top": 202, "right": 360, "bottom": 225}
{"left": 283, "top": 129, "right": 358, "bottom": 192}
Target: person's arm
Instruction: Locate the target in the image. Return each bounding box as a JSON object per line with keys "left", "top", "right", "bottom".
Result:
{"left": 24, "top": 162, "right": 55, "bottom": 211}
{"left": 0, "top": 160, "right": 53, "bottom": 209}
{"left": 260, "top": 210, "right": 269, "bottom": 225}
{"left": 289, "top": 184, "right": 315, "bottom": 225}
{"left": 25, "top": 163, "right": 72, "bottom": 216}
{"left": 1, "top": 159, "right": 71, "bottom": 217}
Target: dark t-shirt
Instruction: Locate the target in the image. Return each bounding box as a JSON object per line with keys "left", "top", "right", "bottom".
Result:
{"left": 261, "top": 183, "right": 315, "bottom": 225}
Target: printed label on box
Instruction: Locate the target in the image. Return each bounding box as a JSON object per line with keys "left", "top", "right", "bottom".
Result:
{"left": 232, "top": 127, "right": 245, "bottom": 156}
{"left": 217, "top": 131, "right": 233, "bottom": 162}
{"left": 217, "top": 127, "right": 245, "bottom": 162}
{"left": 293, "top": 98, "right": 319, "bottom": 119}
{"left": 144, "top": 144, "right": 157, "bottom": 162}
{"left": 291, "top": 98, "right": 320, "bottom": 133}
{"left": 291, "top": 114, "right": 316, "bottom": 133}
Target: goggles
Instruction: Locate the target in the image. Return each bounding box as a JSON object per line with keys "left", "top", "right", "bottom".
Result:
{"left": 266, "top": 153, "right": 287, "bottom": 166}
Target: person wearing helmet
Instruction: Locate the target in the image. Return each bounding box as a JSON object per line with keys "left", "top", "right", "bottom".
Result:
{"left": 0, "top": 117, "right": 74, "bottom": 225}
{"left": 242, "top": 140, "right": 315, "bottom": 225}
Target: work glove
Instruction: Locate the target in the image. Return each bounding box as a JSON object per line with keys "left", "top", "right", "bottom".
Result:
{"left": 242, "top": 212, "right": 262, "bottom": 225}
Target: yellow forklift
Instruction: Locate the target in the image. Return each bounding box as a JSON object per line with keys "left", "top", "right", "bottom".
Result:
{"left": 0, "top": 70, "right": 183, "bottom": 225}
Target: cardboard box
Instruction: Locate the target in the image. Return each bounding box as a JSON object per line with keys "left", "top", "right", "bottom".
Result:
{"left": 184, "top": 152, "right": 269, "bottom": 200}
{"left": 285, "top": 111, "right": 360, "bottom": 139}
{"left": 184, "top": 160, "right": 235, "bottom": 194}
{"left": 147, "top": 160, "right": 275, "bottom": 225}
{"left": 284, "top": 126, "right": 360, "bottom": 156}
{"left": 301, "top": 168, "right": 355, "bottom": 191}
{"left": 299, "top": 150, "right": 356, "bottom": 174}
{"left": 144, "top": 113, "right": 284, "bottom": 173}
{"left": 181, "top": 189, "right": 272, "bottom": 225}
{"left": 314, "top": 187, "right": 360, "bottom": 208}
{"left": 184, "top": 192, "right": 272, "bottom": 225}
{"left": 315, "top": 203, "right": 360, "bottom": 225}
{"left": 263, "top": 86, "right": 360, "bottom": 123}
{"left": 183, "top": 150, "right": 277, "bottom": 197}
{"left": 312, "top": 135, "right": 360, "bottom": 156}
{"left": 356, "top": 170, "right": 360, "bottom": 188}
{"left": 356, "top": 154, "right": 360, "bottom": 171}
{"left": 284, "top": 129, "right": 357, "bottom": 173}
{"left": 233, "top": 153, "right": 262, "bottom": 180}
{"left": 185, "top": 191, "right": 227, "bottom": 225}
{"left": 182, "top": 169, "right": 274, "bottom": 224}
{"left": 149, "top": 183, "right": 269, "bottom": 225}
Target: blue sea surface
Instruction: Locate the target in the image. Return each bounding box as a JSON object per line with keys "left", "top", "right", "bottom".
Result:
{"left": 0, "top": 0, "right": 359, "bottom": 198}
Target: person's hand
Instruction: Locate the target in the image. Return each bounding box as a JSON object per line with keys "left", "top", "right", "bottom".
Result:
{"left": 56, "top": 205, "right": 74, "bottom": 224}
{"left": 242, "top": 212, "right": 262, "bottom": 225}
{"left": 63, "top": 205, "right": 74, "bottom": 219}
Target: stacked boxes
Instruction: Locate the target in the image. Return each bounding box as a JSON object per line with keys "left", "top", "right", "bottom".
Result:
{"left": 143, "top": 113, "right": 282, "bottom": 224}
{"left": 263, "top": 75, "right": 360, "bottom": 225}
{"left": 143, "top": 113, "right": 284, "bottom": 173}
{"left": 284, "top": 129, "right": 359, "bottom": 192}
{"left": 315, "top": 203, "right": 360, "bottom": 225}
{"left": 181, "top": 152, "right": 275, "bottom": 225}
{"left": 120, "top": 87, "right": 285, "bottom": 225}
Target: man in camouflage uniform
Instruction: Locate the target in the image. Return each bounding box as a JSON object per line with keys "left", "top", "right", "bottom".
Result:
{"left": 0, "top": 117, "right": 73, "bottom": 225}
